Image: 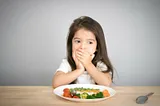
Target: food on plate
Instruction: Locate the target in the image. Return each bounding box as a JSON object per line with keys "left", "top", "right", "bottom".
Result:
{"left": 63, "top": 88, "right": 72, "bottom": 98}
{"left": 62, "top": 87, "right": 110, "bottom": 99}
{"left": 103, "top": 89, "right": 110, "bottom": 97}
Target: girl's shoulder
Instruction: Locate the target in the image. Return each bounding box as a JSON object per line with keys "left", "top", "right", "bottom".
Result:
{"left": 56, "top": 58, "right": 71, "bottom": 73}
{"left": 96, "top": 61, "right": 108, "bottom": 71}
{"left": 60, "top": 58, "right": 71, "bottom": 67}
{"left": 96, "top": 61, "right": 106, "bottom": 66}
{"left": 61, "top": 58, "right": 68, "bottom": 63}
{"left": 96, "top": 61, "right": 112, "bottom": 75}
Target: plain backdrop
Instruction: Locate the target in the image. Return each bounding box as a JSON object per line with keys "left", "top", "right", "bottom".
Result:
{"left": 0, "top": 0, "right": 160, "bottom": 86}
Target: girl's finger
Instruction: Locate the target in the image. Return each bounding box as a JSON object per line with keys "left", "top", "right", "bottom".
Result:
{"left": 76, "top": 51, "right": 83, "bottom": 56}
{"left": 76, "top": 53, "right": 82, "bottom": 60}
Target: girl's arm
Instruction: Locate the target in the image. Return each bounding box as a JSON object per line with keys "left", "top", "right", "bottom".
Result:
{"left": 52, "top": 69, "right": 83, "bottom": 88}
{"left": 85, "top": 63, "right": 112, "bottom": 86}
{"left": 52, "top": 50, "right": 85, "bottom": 88}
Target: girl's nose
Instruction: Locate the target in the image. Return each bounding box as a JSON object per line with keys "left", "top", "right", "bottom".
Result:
{"left": 80, "top": 43, "right": 85, "bottom": 49}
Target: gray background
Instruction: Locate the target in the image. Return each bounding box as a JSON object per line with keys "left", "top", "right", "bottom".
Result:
{"left": 0, "top": 0, "right": 160, "bottom": 86}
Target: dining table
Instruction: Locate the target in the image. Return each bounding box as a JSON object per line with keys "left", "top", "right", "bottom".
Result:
{"left": 0, "top": 86, "right": 159, "bottom": 106}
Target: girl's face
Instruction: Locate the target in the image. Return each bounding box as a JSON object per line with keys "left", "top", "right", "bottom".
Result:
{"left": 72, "top": 28, "right": 97, "bottom": 55}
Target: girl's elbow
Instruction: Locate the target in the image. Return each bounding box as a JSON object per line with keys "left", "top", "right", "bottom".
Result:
{"left": 104, "top": 79, "right": 112, "bottom": 86}
{"left": 103, "top": 82, "right": 111, "bottom": 87}
{"left": 106, "top": 82, "right": 112, "bottom": 86}
{"left": 52, "top": 82, "right": 59, "bottom": 88}
{"left": 52, "top": 79, "right": 60, "bottom": 88}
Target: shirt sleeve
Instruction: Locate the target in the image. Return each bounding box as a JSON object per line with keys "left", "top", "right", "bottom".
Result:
{"left": 96, "top": 61, "right": 112, "bottom": 75}
{"left": 56, "top": 59, "right": 71, "bottom": 73}
{"left": 96, "top": 61, "right": 108, "bottom": 71}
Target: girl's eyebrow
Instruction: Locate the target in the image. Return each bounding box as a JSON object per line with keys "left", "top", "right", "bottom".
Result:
{"left": 88, "top": 39, "right": 96, "bottom": 42}
{"left": 73, "top": 37, "right": 96, "bottom": 42}
{"left": 73, "top": 37, "right": 80, "bottom": 40}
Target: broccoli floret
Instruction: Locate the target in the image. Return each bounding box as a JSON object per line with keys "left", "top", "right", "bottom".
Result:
{"left": 95, "top": 92, "right": 104, "bottom": 98}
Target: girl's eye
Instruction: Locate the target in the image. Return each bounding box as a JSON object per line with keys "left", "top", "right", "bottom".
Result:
{"left": 88, "top": 41, "right": 93, "bottom": 44}
{"left": 75, "top": 40, "right": 80, "bottom": 43}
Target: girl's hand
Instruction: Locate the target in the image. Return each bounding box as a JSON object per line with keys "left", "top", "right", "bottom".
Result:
{"left": 72, "top": 51, "right": 85, "bottom": 71}
{"left": 76, "top": 49, "right": 95, "bottom": 67}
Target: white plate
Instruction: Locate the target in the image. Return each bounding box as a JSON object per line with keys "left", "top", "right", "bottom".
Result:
{"left": 53, "top": 84, "right": 116, "bottom": 102}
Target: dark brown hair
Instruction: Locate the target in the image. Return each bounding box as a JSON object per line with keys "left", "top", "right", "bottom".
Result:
{"left": 66, "top": 16, "right": 114, "bottom": 81}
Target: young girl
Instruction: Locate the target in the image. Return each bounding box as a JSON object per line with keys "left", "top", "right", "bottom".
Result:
{"left": 52, "top": 16, "right": 113, "bottom": 88}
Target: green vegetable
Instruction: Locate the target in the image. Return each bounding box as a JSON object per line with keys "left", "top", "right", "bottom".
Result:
{"left": 76, "top": 93, "right": 80, "bottom": 98}
{"left": 70, "top": 88, "right": 73, "bottom": 92}
{"left": 95, "top": 92, "right": 104, "bottom": 98}
{"left": 86, "top": 95, "right": 95, "bottom": 99}
{"left": 80, "top": 93, "right": 88, "bottom": 99}
{"left": 69, "top": 87, "right": 104, "bottom": 99}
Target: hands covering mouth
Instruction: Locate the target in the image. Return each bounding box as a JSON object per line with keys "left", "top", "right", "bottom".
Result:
{"left": 72, "top": 49, "right": 95, "bottom": 71}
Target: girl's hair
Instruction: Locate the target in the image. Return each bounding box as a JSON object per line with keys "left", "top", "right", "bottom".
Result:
{"left": 66, "top": 16, "right": 114, "bottom": 81}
